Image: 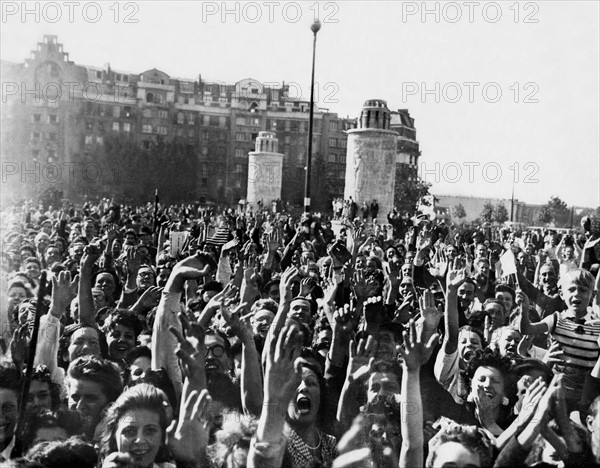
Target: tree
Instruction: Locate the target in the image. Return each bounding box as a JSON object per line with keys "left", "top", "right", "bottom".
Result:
{"left": 538, "top": 196, "right": 570, "bottom": 227}
{"left": 480, "top": 202, "right": 494, "bottom": 224}
{"left": 394, "top": 164, "right": 432, "bottom": 216}
{"left": 452, "top": 203, "right": 467, "bottom": 223}
{"left": 493, "top": 203, "right": 509, "bottom": 224}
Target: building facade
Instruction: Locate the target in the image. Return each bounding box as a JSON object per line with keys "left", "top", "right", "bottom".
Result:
{"left": 1, "top": 35, "right": 354, "bottom": 210}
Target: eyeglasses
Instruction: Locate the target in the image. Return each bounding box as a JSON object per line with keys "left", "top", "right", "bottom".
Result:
{"left": 205, "top": 344, "right": 225, "bottom": 358}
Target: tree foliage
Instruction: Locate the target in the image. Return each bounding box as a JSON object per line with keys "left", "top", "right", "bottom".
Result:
{"left": 452, "top": 203, "right": 466, "bottom": 221}
{"left": 538, "top": 196, "right": 570, "bottom": 227}
{"left": 394, "top": 167, "right": 432, "bottom": 216}
{"left": 493, "top": 203, "right": 509, "bottom": 224}
{"left": 480, "top": 202, "right": 494, "bottom": 223}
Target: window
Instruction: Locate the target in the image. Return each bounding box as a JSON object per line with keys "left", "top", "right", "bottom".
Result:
{"left": 96, "top": 71, "right": 102, "bottom": 79}
{"left": 203, "top": 116, "right": 210, "bottom": 126}
{"left": 328, "top": 154, "right": 336, "bottom": 163}
{"left": 236, "top": 133, "right": 246, "bottom": 141}
{"left": 47, "top": 149, "right": 56, "bottom": 162}
{"left": 143, "top": 109, "right": 152, "bottom": 118}
{"left": 157, "top": 126, "right": 167, "bottom": 135}
{"left": 235, "top": 164, "right": 243, "bottom": 174}
{"left": 48, "top": 114, "right": 58, "bottom": 124}
{"left": 123, "top": 123, "right": 131, "bottom": 132}
{"left": 202, "top": 147, "right": 208, "bottom": 156}
{"left": 177, "top": 112, "right": 184, "bottom": 125}
{"left": 340, "top": 155, "right": 346, "bottom": 163}
{"left": 33, "top": 114, "right": 41, "bottom": 123}
{"left": 96, "top": 136, "right": 103, "bottom": 145}
{"left": 285, "top": 120, "right": 291, "bottom": 131}
{"left": 210, "top": 116, "right": 219, "bottom": 126}
{"left": 284, "top": 136, "right": 291, "bottom": 144}
{"left": 158, "top": 110, "right": 168, "bottom": 119}
{"left": 48, "top": 133, "right": 57, "bottom": 141}
{"left": 339, "top": 139, "right": 347, "bottom": 148}
{"left": 146, "top": 92, "right": 154, "bottom": 103}
{"left": 86, "top": 121, "right": 93, "bottom": 131}
{"left": 85, "top": 135, "right": 93, "bottom": 145}
{"left": 251, "top": 117, "right": 260, "bottom": 126}
{"left": 142, "top": 140, "right": 151, "bottom": 150}
{"left": 299, "top": 122, "right": 305, "bottom": 133}
{"left": 330, "top": 121, "right": 338, "bottom": 131}
{"left": 113, "top": 122, "right": 120, "bottom": 131}
{"left": 124, "top": 107, "right": 131, "bottom": 118}
{"left": 219, "top": 117, "right": 227, "bottom": 127}
{"left": 329, "top": 138, "right": 337, "bottom": 147}
{"left": 235, "top": 148, "right": 245, "bottom": 157}
{"left": 142, "top": 125, "right": 153, "bottom": 134}
{"left": 236, "top": 117, "right": 246, "bottom": 125}
{"left": 188, "top": 114, "right": 195, "bottom": 125}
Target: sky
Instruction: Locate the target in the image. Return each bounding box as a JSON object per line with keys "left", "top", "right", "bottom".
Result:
{"left": 1, "top": 1, "right": 599, "bottom": 208}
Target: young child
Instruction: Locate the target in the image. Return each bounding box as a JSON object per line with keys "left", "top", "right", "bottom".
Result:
{"left": 519, "top": 268, "right": 600, "bottom": 411}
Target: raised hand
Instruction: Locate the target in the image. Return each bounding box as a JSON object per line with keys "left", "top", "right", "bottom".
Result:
{"left": 135, "top": 285, "right": 163, "bottom": 312}
{"left": 51, "top": 270, "right": 78, "bottom": 311}
{"left": 167, "top": 388, "right": 211, "bottom": 462}
{"left": 300, "top": 277, "right": 316, "bottom": 297}
{"left": 398, "top": 319, "right": 439, "bottom": 371}
{"left": 516, "top": 377, "right": 547, "bottom": 426}
{"left": 515, "top": 289, "right": 530, "bottom": 312}
{"left": 170, "top": 312, "right": 206, "bottom": 387}
{"left": 446, "top": 266, "right": 467, "bottom": 290}
{"left": 220, "top": 301, "right": 250, "bottom": 340}
{"left": 419, "top": 289, "right": 443, "bottom": 331}
{"left": 221, "top": 238, "right": 240, "bottom": 253}
{"left": 81, "top": 244, "right": 100, "bottom": 269}
{"left": 124, "top": 247, "right": 142, "bottom": 277}
{"left": 347, "top": 336, "right": 377, "bottom": 382}
{"left": 173, "top": 251, "right": 214, "bottom": 281}
{"left": 279, "top": 266, "right": 300, "bottom": 303}
{"left": 333, "top": 303, "right": 357, "bottom": 337}
{"left": 351, "top": 270, "right": 369, "bottom": 300}
{"left": 264, "top": 324, "right": 304, "bottom": 404}
{"left": 543, "top": 340, "right": 564, "bottom": 366}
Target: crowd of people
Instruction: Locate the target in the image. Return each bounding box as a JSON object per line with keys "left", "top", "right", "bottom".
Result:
{"left": 0, "top": 198, "right": 600, "bottom": 468}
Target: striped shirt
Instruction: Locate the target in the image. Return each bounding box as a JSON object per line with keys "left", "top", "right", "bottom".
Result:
{"left": 549, "top": 311, "right": 600, "bottom": 370}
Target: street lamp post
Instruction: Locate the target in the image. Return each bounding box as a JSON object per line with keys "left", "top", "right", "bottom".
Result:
{"left": 303, "top": 19, "right": 321, "bottom": 216}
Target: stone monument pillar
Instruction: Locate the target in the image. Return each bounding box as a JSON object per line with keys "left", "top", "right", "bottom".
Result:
{"left": 247, "top": 131, "right": 283, "bottom": 213}
{"left": 344, "top": 99, "right": 399, "bottom": 222}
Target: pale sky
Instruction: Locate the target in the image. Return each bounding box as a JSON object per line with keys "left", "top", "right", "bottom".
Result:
{"left": 2, "top": 1, "right": 599, "bottom": 208}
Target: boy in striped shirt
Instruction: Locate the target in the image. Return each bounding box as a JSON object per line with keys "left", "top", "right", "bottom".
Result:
{"left": 519, "top": 268, "right": 600, "bottom": 411}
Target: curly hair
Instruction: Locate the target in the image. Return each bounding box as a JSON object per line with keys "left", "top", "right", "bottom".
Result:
{"left": 102, "top": 309, "right": 143, "bottom": 338}
{"left": 99, "top": 383, "right": 170, "bottom": 463}
{"left": 21, "top": 409, "right": 82, "bottom": 452}
{"left": 462, "top": 348, "right": 512, "bottom": 389}
{"left": 26, "top": 365, "right": 61, "bottom": 412}
{"left": 66, "top": 355, "right": 123, "bottom": 404}
{"left": 426, "top": 423, "right": 495, "bottom": 468}
{"left": 208, "top": 411, "right": 258, "bottom": 468}
{"left": 26, "top": 436, "right": 97, "bottom": 468}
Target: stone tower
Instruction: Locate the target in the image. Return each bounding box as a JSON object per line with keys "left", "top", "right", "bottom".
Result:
{"left": 344, "top": 99, "right": 399, "bottom": 221}
{"left": 246, "top": 131, "right": 283, "bottom": 212}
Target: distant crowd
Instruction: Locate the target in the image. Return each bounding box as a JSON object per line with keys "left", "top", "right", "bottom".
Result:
{"left": 1, "top": 197, "right": 600, "bottom": 467}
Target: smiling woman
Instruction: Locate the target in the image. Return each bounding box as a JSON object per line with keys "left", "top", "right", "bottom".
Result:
{"left": 100, "top": 383, "right": 174, "bottom": 468}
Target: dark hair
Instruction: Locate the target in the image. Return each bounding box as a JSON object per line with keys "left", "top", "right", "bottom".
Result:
{"left": 427, "top": 424, "right": 495, "bottom": 468}
{"left": 125, "top": 345, "right": 152, "bottom": 365}
{"left": 66, "top": 355, "right": 123, "bottom": 403}
{"left": 130, "top": 368, "right": 177, "bottom": 413}
{"left": 99, "top": 384, "right": 169, "bottom": 463}
{"left": 0, "top": 364, "right": 20, "bottom": 395}
{"left": 250, "top": 298, "right": 279, "bottom": 315}
{"left": 463, "top": 349, "right": 512, "bottom": 390}
{"left": 26, "top": 436, "right": 97, "bottom": 468}
{"left": 91, "top": 268, "right": 122, "bottom": 302}
{"left": 27, "top": 366, "right": 61, "bottom": 411}
{"left": 102, "top": 309, "right": 143, "bottom": 338}
{"left": 23, "top": 257, "right": 41, "bottom": 269}
{"left": 494, "top": 284, "right": 516, "bottom": 306}
{"left": 58, "top": 324, "right": 109, "bottom": 369}
{"left": 21, "top": 410, "right": 82, "bottom": 452}
{"left": 206, "top": 327, "right": 231, "bottom": 356}
{"left": 459, "top": 325, "right": 487, "bottom": 348}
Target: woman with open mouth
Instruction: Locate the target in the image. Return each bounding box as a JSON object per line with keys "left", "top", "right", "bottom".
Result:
{"left": 100, "top": 383, "right": 174, "bottom": 468}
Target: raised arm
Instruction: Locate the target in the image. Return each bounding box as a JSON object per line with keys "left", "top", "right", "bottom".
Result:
{"left": 398, "top": 319, "right": 438, "bottom": 468}
{"left": 78, "top": 245, "right": 100, "bottom": 326}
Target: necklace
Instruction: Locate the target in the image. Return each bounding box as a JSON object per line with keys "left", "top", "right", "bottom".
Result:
{"left": 304, "top": 431, "right": 321, "bottom": 450}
